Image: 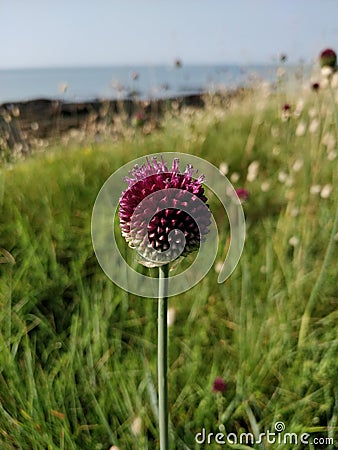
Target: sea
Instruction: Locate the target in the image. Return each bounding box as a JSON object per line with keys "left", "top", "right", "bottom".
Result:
{"left": 0, "top": 64, "right": 301, "bottom": 104}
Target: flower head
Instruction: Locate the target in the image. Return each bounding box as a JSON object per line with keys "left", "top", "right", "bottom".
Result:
{"left": 132, "top": 111, "right": 146, "bottom": 127}
{"left": 311, "top": 82, "right": 320, "bottom": 92}
{"left": 119, "top": 157, "right": 211, "bottom": 267}
{"left": 212, "top": 376, "right": 227, "bottom": 393}
{"left": 235, "top": 188, "right": 250, "bottom": 202}
{"left": 319, "top": 48, "right": 337, "bottom": 69}
{"left": 281, "top": 103, "right": 291, "bottom": 121}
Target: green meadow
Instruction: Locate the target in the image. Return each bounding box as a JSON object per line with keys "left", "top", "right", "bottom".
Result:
{"left": 0, "top": 82, "right": 337, "bottom": 449}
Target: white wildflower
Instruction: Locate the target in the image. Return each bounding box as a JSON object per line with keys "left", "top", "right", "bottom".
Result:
{"left": 327, "top": 150, "right": 337, "bottom": 161}
{"left": 167, "top": 307, "right": 176, "bottom": 327}
{"left": 290, "top": 207, "right": 299, "bottom": 217}
{"left": 309, "top": 118, "right": 320, "bottom": 134}
{"left": 292, "top": 159, "right": 303, "bottom": 172}
{"left": 131, "top": 417, "right": 142, "bottom": 436}
{"left": 289, "top": 236, "right": 299, "bottom": 247}
{"left": 321, "top": 66, "right": 334, "bottom": 78}
{"left": 230, "top": 172, "right": 240, "bottom": 183}
{"left": 310, "top": 185, "right": 321, "bottom": 195}
{"left": 261, "top": 181, "right": 271, "bottom": 192}
{"left": 246, "top": 161, "right": 260, "bottom": 182}
{"left": 320, "top": 184, "right": 332, "bottom": 199}
{"left": 322, "top": 132, "right": 336, "bottom": 150}
{"left": 331, "top": 71, "right": 338, "bottom": 89}
{"left": 294, "top": 99, "right": 304, "bottom": 117}
{"left": 219, "top": 162, "right": 229, "bottom": 175}
{"left": 215, "top": 260, "right": 223, "bottom": 274}
{"left": 295, "top": 121, "right": 306, "bottom": 137}
{"left": 278, "top": 171, "right": 288, "bottom": 183}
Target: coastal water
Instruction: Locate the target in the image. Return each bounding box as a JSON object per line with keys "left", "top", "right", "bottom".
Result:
{"left": 0, "top": 64, "right": 294, "bottom": 104}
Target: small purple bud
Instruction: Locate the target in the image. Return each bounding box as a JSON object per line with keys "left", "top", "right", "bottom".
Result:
{"left": 235, "top": 188, "right": 250, "bottom": 202}
{"left": 319, "top": 48, "right": 337, "bottom": 68}
{"left": 212, "top": 376, "right": 227, "bottom": 393}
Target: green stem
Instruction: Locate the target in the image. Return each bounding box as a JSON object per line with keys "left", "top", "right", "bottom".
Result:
{"left": 158, "top": 264, "right": 169, "bottom": 450}
{"left": 298, "top": 82, "right": 338, "bottom": 348}
{"left": 298, "top": 185, "right": 338, "bottom": 348}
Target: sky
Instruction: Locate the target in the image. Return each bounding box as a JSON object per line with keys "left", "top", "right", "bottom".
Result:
{"left": 0, "top": 0, "right": 337, "bottom": 69}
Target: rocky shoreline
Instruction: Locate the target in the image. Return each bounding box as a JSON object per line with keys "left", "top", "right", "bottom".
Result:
{"left": 0, "top": 88, "right": 248, "bottom": 158}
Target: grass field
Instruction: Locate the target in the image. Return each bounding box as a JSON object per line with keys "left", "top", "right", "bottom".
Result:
{"left": 0, "top": 78, "right": 337, "bottom": 449}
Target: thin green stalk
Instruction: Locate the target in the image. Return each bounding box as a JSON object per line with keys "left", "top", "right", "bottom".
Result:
{"left": 298, "top": 82, "right": 338, "bottom": 348}
{"left": 158, "top": 264, "right": 169, "bottom": 450}
{"left": 298, "top": 174, "right": 338, "bottom": 349}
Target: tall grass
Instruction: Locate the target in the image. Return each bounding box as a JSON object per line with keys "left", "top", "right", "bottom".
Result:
{"left": 0, "top": 84, "right": 337, "bottom": 449}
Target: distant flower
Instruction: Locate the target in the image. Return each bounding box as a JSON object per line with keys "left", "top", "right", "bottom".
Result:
{"left": 311, "top": 82, "right": 320, "bottom": 92}
{"left": 320, "top": 184, "right": 332, "bottom": 199}
{"left": 261, "top": 181, "right": 271, "bottom": 192}
{"left": 281, "top": 103, "right": 291, "bottom": 121}
{"left": 212, "top": 376, "right": 227, "bottom": 394}
{"left": 278, "top": 171, "right": 288, "bottom": 183}
{"left": 331, "top": 72, "right": 338, "bottom": 89}
{"left": 321, "top": 66, "right": 334, "bottom": 78}
{"left": 219, "top": 162, "right": 229, "bottom": 176}
{"left": 214, "top": 260, "right": 223, "bottom": 274}
{"left": 292, "top": 159, "right": 303, "bottom": 172}
{"left": 109, "top": 446, "right": 120, "bottom": 450}
{"left": 310, "top": 184, "right": 321, "bottom": 195}
{"left": 119, "top": 157, "right": 211, "bottom": 267}
{"left": 230, "top": 172, "right": 240, "bottom": 183}
{"left": 167, "top": 307, "right": 176, "bottom": 327}
{"left": 280, "top": 53, "right": 287, "bottom": 63}
{"left": 309, "top": 118, "right": 320, "bottom": 134}
{"left": 246, "top": 161, "right": 260, "bottom": 182}
{"left": 295, "top": 121, "right": 306, "bottom": 137}
{"left": 59, "top": 82, "right": 68, "bottom": 94}
{"left": 131, "top": 71, "right": 139, "bottom": 81}
{"left": 290, "top": 207, "right": 299, "bottom": 217}
{"left": 289, "top": 236, "right": 299, "bottom": 247}
{"left": 132, "top": 112, "right": 146, "bottom": 127}
{"left": 131, "top": 416, "right": 142, "bottom": 436}
{"left": 294, "top": 99, "right": 304, "bottom": 117}
{"left": 328, "top": 150, "right": 337, "bottom": 161}
{"left": 319, "top": 48, "right": 337, "bottom": 68}
{"left": 322, "top": 132, "right": 336, "bottom": 150}
{"left": 235, "top": 188, "right": 250, "bottom": 202}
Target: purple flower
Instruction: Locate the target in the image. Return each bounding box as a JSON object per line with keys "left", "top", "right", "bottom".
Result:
{"left": 319, "top": 48, "right": 337, "bottom": 68}
{"left": 132, "top": 112, "right": 146, "bottom": 127}
{"left": 212, "top": 376, "right": 227, "bottom": 393}
{"left": 235, "top": 188, "right": 250, "bottom": 202}
{"left": 119, "top": 157, "right": 211, "bottom": 267}
{"left": 311, "top": 82, "right": 320, "bottom": 92}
